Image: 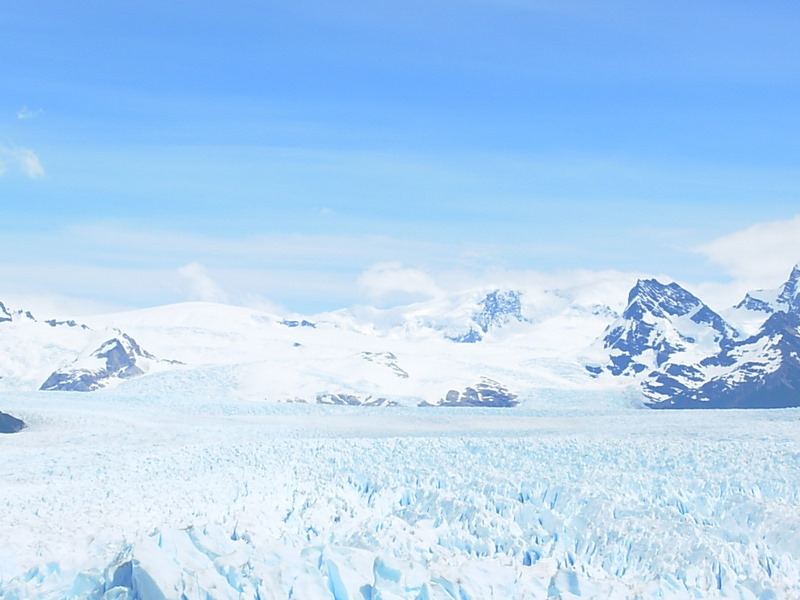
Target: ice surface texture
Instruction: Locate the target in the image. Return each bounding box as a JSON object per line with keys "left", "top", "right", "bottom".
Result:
{"left": 1, "top": 394, "right": 799, "bottom": 599}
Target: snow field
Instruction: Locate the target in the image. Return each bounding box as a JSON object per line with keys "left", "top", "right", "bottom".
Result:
{"left": 1, "top": 395, "right": 799, "bottom": 599}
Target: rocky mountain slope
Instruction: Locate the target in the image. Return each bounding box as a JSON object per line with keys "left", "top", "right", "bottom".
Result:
{"left": 594, "top": 265, "right": 800, "bottom": 409}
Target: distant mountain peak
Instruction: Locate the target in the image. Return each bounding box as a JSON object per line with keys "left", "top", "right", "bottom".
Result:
{"left": 473, "top": 289, "right": 524, "bottom": 333}
{"left": 40, "top": 333, "right": 168, "bottom": 392}
{"left": 734, "top": 263, "right": 800, "bottom": 315}
{"left": 776, "top": 263, "right": 800, "bottom": 308}
{"left": 625, "top": 279, "right": 704, "bottom": 321}
{"left": 600, "top": 279, "right": 735, "bottom": 377}
{"left": 446, "top": 289, "right": 525, "bottom": 344}
{"left": 0, "top": 301, "right": 36, "bottom": 324}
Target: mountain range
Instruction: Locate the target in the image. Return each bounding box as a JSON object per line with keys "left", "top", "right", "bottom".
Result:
{"left": 2, "top": 265, "right": 799, "bottom": 409}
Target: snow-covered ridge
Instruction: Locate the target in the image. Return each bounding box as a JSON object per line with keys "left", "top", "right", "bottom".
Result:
{"left": 0, "top": 282, "right": 629, "bottom": 406}
{"left": 2, "top": 265, "right": 800, "bottom": 408}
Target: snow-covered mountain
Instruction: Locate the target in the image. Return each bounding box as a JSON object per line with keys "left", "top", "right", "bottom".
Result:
{"left": 6, "top": 274, "right": 800, "bottom": 600}
{"left": 593, "top": 264, "right": 800, "bottom": 409}
{"left": 734, "top": 263, "right": 800, "bottom": 317}
{"left": 650, "top": 310, "right": 800, "bottom": 409}
{"left": 4, "top": 264, "right": 800, "bottom": 409}
{"left": 445, "top": 289, "right": 527, "bottom": 343}
{"left": 40, "top": 332, "right": 176, "bottom": 392}
{"left": 0, "top": 302, "right": 173, "bottom": 393}
{"left": 591, "top": 278, "right": 737, "bottom": 377}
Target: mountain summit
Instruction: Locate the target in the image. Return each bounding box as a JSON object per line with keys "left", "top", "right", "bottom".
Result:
{"left": 734, "top": 263, "right": 800, "bottom": 316}
{"left": 599, "top": 279, "right": 735, "bottom": 376}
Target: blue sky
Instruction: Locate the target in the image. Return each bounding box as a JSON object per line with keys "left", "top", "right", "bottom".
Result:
{"left": 3, "top": 1, "right": 800, "bottom": 313}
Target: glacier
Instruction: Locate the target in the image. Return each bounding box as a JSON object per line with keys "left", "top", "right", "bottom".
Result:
{"left": 3, "top": 268, "right": 800, "bottom": 597}
{"left": 1, "top": 390, "right": 799, "bottom": 599}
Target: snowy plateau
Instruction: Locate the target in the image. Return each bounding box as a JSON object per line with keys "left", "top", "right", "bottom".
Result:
{"left": 2, "top": 267, "right": 800, "bottom": 598}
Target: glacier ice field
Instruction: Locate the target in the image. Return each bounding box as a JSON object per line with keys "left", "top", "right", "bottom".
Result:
{"left": 1, "top": 389, "right": 800, "bottom": 599}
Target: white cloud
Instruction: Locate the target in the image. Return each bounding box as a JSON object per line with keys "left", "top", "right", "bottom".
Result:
{"left": 178, "top": 262, "right": 229, "bottom": 303}
{"left": 688, "top": 215, "right": 800, "bottom": 309}
{"left": 358, "top": 262, "right": 443, "bottom": 307}
{"left": 16, "top": 106, "right": 43, "bottom": 120}
{"left": 17, "top": 148, "right": 45, "bottom": 178}
{"left": 0, "top": 146, "right": 45, "bottom": 178}
{"left": 695, "top": 215, "right": 800, "bottom": 287}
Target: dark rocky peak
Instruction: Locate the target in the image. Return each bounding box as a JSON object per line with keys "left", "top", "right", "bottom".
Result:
{"left": 39, "top": 332, "right": 165, "bottom": 392}
{"left": 420, "top": 378, "right": 519, "bottom": 407}
{"left": 734, "top": 293, "right": 774, "bottom": 313}
{"left": 45, "top": 318, "right": 91, "bottom": 330}
{"left": 776, "top": 263, "right": 800, "bottom": 311}
{"left": 95, "top": 333, "right": 155, "bottom": 374}
{"left": 599, "top": 279, "right": 736, "bottom": 377}
{"left": 624, "top": 279, "right": 701, "bottom": 320}
{"left": 0, "top": 302, "right": 36, "bottom": 324}
{"left": 280, "top": 319, "right": 316, "bottom": 328}
{"left": 623, "top": 279, "right": 734, "bottom": 340}
{"left": 473, "top": 290, "right": 524, "bottom": 333}
{"left": 447, "top": 328, "right": 483, "bottom": 344}
{"left": 734, "top": 263, "right": 800, "bottom": 315}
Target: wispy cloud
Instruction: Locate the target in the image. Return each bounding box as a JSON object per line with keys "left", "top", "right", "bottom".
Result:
{"left": 690, "top": 215, "right": 800, "bottom": 309}
{"left": 695, "top": 215, "right": 800, "bottom": 285}
{"left": 178, "top": 262, "right": 229, "bottom": 303}
{"left": 6, "top": 217, "right": 796, "bottom": 315}
{"left": 358, "top": 262, "right": 443, "bottom": 307}
{"left": 16, "top": 106, "right": 43, "bottom": 120}
{"left": 0, "top": 146, "right": 45, "bottom": 178}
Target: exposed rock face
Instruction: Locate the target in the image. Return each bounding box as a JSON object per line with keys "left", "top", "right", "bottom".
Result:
{"left": 360, "top": 352, "right": 409, "bottom": 378}
{"left": 40, "top": 334, "right": 159, "bottom": 392}
{"left": 315, "top": 393, "right": 397, "bottom": 406}
{"left": 649, "top": 311, "right": 800, "bottom": 409}
{"left": 280, "top": 319, "right": 316, "bottom": 328}
{"left": 598, "top": 279, "right": 736, "bottom": 377}
{"left": 44, "top": 319, "right": 90, "bottom": 330}
{"left": 448, "top": 290, "right": 526, "bottom": 343}
{"left": 473, "top": 290, "right": 525, "bottom": 334}
{"left": 589, "top": 272, "right": 800, "bottom": 409}
{"left": 734, "top": 264, "right": 800, "bottom": 316}
{"left": 0, "top": 411, "right": 25, "bottom": 434}
{"left": 421, "top": 378, "right": 519, "bottom": 407}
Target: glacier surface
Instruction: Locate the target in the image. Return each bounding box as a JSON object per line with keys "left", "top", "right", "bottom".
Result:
{"left": 1, "top": 390, "right": 799, "bottom": 599}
